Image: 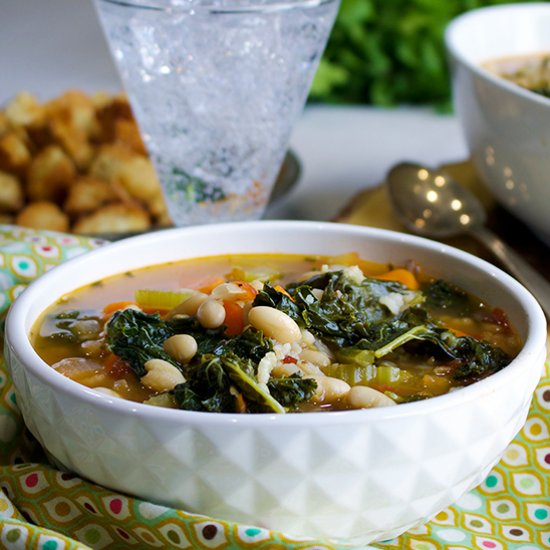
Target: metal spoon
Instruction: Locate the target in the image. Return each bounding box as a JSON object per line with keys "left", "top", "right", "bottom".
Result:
{"left": 386, "top": 162, "right": 550, "bottom": 317}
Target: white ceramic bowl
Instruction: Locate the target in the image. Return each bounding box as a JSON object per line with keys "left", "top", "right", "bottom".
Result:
{"left": 4, "top": 221, "right": 547, "bottom": 545}
{"left": 445, "top": 3, "right": 550, "bottom": 244}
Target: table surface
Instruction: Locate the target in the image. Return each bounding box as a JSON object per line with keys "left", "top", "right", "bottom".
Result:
{"left": 0, "top": 0, "right": 469, "bottom": 223}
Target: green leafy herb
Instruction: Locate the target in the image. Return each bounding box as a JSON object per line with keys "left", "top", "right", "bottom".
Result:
{"left": 311, "top": 0, "right": 535, "bottom": 107}
{"left": 168, "top": 167, "right": 226, "bottom": 203}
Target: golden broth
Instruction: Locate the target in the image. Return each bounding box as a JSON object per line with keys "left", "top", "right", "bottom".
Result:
{"left": 32, "top": 253, "right": 521, "bottom": 413}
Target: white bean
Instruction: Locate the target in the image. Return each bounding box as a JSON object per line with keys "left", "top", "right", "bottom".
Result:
{"left": 300, "top": 349, "right": 331, "bottom": 368}
{"left": 197, "top": 299, "right": 226, "bottom": 329}
{"left": 142, "top": 358, "right": 185, "bottom": 392}
{"left": 248, "top": 306, "right": 301, "bottom": 343}
{"left": 167, "top": 291, "right": 208, "bottom": 318}
{"left": 163, "top": 334, "right": 198, "bottom": 364}
{"left": 347, "top": 386, "right": 396, "bottom": 409}
{"left": 310, "top": 375, "right": 350, "bottom": 403}
{"left": 250, "top": 280, "right": 264, "bottom": 292}
{"left": 298, "top": 361, "right": 323, "bottom": 377}
{"left": 211, "top": 282, "right": 249, "bottom": 301}
{"left": 94, "top": 387, "right": 122, "bottom": 398}
{"left": 272, "top": 361, "right": 301, "bottom": 377}
{"left": 311, "top": 288, "right": 324, "bottom": 300}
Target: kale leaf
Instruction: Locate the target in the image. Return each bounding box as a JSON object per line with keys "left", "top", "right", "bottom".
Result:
{"left": 275, "top": 271, "right": 419, "bottom": 347}
{"left": 267, "top": 374, "right": 318, "bottom": 409}
{"left": 213, "top": 327, "right": 273, "bottom": 364}
{"left": 106, "top": 309, "right": 283, "bottom": 412}
{"left": 43, "top": 310, "right": 102, "bottom": 344}
{"left": 257, "top": 270, "right": 512, "bottom": 385}
{"left": 437, "top": 332, "right": 511, "bottom": 382}
{"left": 106, "top": 308, "right": 178, "bottom": 377}
{"left": 253, "top": 283, "right": 303, "bottom": 323}
{"left": 174, "top": 352, "right": 288, "bottom": 413}
{"left": 174, "top": 354, "right": 235, "bottom": 412}
{"left": 423, "top": 279, "right": 471, "bottom": 313}
{"left": 168, "top": 166, "right": 226, "bottom": 203}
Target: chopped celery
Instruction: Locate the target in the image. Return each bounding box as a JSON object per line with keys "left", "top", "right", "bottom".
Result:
{"left": 135, "top": 289, "right": 193, "bottom": 310}
{"left": 336, "top": 347, "right": 375, "bottom": 367}
{"left": 322, "top": 363, "right": 413, "bottom": 388}
{"left": 239, "top": 269, "right": 280, "bottom": 283}
{"left": 322, "top": 363, "right": 377, "bottom": 385}
{"left": 374, "top": 365, "right": 413, "bottom": 386}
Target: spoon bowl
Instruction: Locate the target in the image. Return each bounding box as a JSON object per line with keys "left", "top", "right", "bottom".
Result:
{"left": 386, "top": 162, "right": 550, "bottom": 318}
{"left": 386, "top": 162, "right": 487, "bottom": 239}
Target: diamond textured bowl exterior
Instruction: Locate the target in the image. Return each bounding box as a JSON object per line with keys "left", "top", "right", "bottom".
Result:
{"left": 4, "top": 222, "right": 547, "bottom": 544}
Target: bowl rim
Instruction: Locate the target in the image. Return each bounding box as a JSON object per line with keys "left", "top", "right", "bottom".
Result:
{"left": 4, "top": 220, "right": 547, "bottom": 427}
{"left": 444, "top": 2, "right": 550, "bottom": 108}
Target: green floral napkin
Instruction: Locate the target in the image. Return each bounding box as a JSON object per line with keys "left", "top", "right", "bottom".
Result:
{"left": 0, "top": 225, "right": 548, "bottom": 550}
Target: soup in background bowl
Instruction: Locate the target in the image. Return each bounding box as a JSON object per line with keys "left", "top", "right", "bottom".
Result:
{"left": 4, "top": 221, "right": 547, "bottom": 544}
{"left": 445, "top": 3, "right": 550, "bottom": 245}
{"left": 484, "top": 52, "right": 550, "bottom": 100}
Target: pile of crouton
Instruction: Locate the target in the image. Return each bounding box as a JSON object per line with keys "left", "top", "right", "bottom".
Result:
{"left": 0, "top": 90, "right": 171, "bottom": 235}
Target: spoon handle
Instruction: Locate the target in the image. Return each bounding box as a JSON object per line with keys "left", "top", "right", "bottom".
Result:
{"left": 472, "top": 226, "right": 550, "bottom": 318}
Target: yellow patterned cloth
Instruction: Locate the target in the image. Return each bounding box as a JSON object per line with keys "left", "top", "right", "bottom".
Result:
{"left": 0, "top": 225, "right": 549, "bottom": 550}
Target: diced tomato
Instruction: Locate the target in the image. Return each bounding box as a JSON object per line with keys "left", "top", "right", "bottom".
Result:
{"left": 104, "top": 354, "right": 131, "bottom": 378}
{"left": 223, "top": 300, "right": 245, "bottom": 336}
{"left": 489, "top": 307, "right": 511, "bottom": 329}
{"left": 282, "top": 355, "right": 298, "bottom": 364}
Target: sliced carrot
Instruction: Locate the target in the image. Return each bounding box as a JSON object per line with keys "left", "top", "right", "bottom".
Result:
{"left": 274, "top": 284, "right": 293, "bottom": 300}
{"left": 196, "top": 276, "right": 225, "bottom": 294}
{"left": 223, "top": 300, "right": 245, "bottom": 336}
{"left": 375, "top": 268, "right": 419, "bottom": 290}
{"left": 103, "top": 301, "right": 136, "bottom": 315}
{"left": 232, "top": 281, "right": 257, "bottom": 301}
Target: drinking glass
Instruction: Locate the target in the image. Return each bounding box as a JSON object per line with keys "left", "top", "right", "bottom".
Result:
{"left": 94, "top": 0, "right": 340, "bottom": 226}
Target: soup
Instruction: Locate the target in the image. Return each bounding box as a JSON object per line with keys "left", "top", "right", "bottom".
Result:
{"left": 484, "top": 52, "right": 550, "bottom": 99}
{"left": 32, "top": 252, "right": 521, "bottom": 413}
